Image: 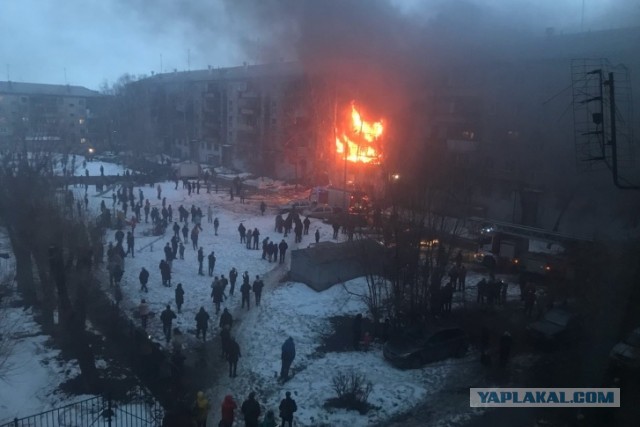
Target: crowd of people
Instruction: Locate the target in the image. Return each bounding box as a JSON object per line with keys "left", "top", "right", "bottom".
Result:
{"left": 192, "top": 390, "right": 298, "bottom": 427}
{"left": 99, "top": 178, "right": 318, "bottom": 427}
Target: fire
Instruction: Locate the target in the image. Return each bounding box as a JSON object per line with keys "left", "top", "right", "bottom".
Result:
{"left": 336, "top": 103, "right": 384, "bottom": 164}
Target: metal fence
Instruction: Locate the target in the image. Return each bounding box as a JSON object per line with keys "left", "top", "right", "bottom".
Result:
{"left": 1, "top": 392, "right": 164, "bottom": 427}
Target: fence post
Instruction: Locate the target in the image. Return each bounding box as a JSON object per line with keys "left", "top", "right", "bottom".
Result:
{"left": 13, "top": 417, "right": 18, "bottom": 427}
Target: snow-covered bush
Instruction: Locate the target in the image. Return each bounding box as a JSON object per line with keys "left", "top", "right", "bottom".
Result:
{"left": 325, "top": 371, "right": 374, "bottom": 414}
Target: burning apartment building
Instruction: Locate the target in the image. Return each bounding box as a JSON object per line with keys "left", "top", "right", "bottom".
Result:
{"left": 117, "top": 62, "right": 325, "bottom": 182}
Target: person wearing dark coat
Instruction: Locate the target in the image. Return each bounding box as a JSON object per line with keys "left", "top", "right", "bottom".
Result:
{"left": 159, "top": 259, "right": 170, "bottom": 286}
{"left": 303, "top": 216, "right": 311, "bottom": 235}
{"left": 197, "top": 247, "right": 205, "bottom": 276}
{"left": 213, "top": 217, "right": 219, "bottom": 236}
{"left": 179, "top": 242, "right": 185, "bottom": 260}
{"left": 126, "top": 231, "right": 135, "bottom": 257}
{"left": 261, "top": 237, "right": 269, "bottom": 260}
{"left": 238, "top": 223, "right": 246, "bottom": 243}
{"left": 315, "top": 228, "right": 320, "bottom": 244}
{"left": 279, "top": 392, "right": 297, "bottom": 427}
{"left": 207, "top": 251, "right": 216, "bottom": 276}
{"left": 252, "top": 228, "right": 260, "bottom": 250}
{"left": 278, "top": 239, "right": 288, "bottom": 264}
{"left": 240, "top": 280, "right": 251, "bottom": 310}
{"left": 175, "top": 283, "right": 185, "bottom": 313}
{"left": 195, "top": 307, "right": 210, "bottom": 341}
{"left": 181, "top": 223, "right": 189, "bottom": 242}
{"left": 241, "top": 392, "right": 261, "bottom": 427}
{"left": 164, "top": 243, "right": 173, "bottom": 263}
{"left": 160, "top": 305, "right": 177, "bottom": 343}
{"left": 252, "top": 276, "right": 264, "bottom": 306}
{"left": 227, "top": 338, "right": 241, "bottom": 377}
{"left": 172, "top": 222, "right": 180, "bottom": 238}
{"left": 260, "top": 201, "right": 266, "bottom": 215}
{"left": 219, "top": 308, "right": 233, "bottom": 329}
{"left": 209, "top": 278, "right": 224, "bottom": 313}
{"left": 280, "top": 337, "right": 296, "bottom": 380}
{"left": 139, "top": 267, "right": 149, "bottom": 292}
{"left": 229, "top": 267, "right": 238, "bottom": 296}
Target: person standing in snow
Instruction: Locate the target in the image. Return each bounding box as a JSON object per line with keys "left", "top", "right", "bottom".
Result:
{"left": 253, "top": 275, "right": 264, "bottom": 306}
{"left": 220, "top": 395, "right": 237, "bottom": 427}
{"left": 278, "top": 392, "right": 297, "bottom": 427}
{"left": 252, "top": 227, "right": 260, "bottom": 250}
{"left": 219, "top": 307, "right": 233, "bottom": 329}
{"left": 175, "top": 283, "right": 185, "bottom": 313}
{"left": 238, "top": 222, "right": 246, "bottom": 243}
{"left": 240, "top": 278, "right": 251, "bottom": 310}
{"left": 193, "top": 391, "right": 210, "bottom": 427}
{"left": 278, "top": 239, "right": 288, "bottom": 264}
{"left": 229, "top": 267, "right": 238, "bottom": 296}
{"left": 197, "top": 247, "right": 205, "bottom": 276}
{"left": 315, "top": 228, "right": 320, "bottom": 244}
{"left": 207, "top": 250, "right": 216, "bottom": 276}
{"left": 207, "top": 205, "right": 213, "bottom": 223}
{"left": 211, "top": 277, "right": 226, "bottom": 314}
{"left": 191, "top": 225, "right": 201, "bottom": 250}
{"left": 179, "top": 242, "right": 185, "bottom": 260}
{"left": 227, "top": 338, "right": 241, "bottom": 377}
{"left": 139, "top": 267, "right": 149, "bottom": 292}
{"left": 303, "top": 216, "right": 311, "bottom": 235}
{"left": 260, "top": 201, "right": 266, "bottom": 215}
{"left": 157, "top": 184, "right": 162, "bottom": 200}
{"left": 280, "top": 337, "right": 296, "bottom": 380}
{"left": 182, "top": 223, "right": 189, "bottom": 243}
{"left": 160, "top": 304, "right": 177, "bottom": 343}
{"left": 241, "top": 392, "right": 261, "bottom": 427}
{"left": 195, "top": 307, "right": 210, "bottom": 342}
{"left": 213, "top": 217, "right": 220, "bottom": 236}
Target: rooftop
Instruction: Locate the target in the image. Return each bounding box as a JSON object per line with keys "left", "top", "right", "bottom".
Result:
{"left": 0, "top": 81, "right": 102, "bottom": 97}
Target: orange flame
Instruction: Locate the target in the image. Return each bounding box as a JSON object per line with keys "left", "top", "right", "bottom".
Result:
{"left": 336, "top": 103, "right": 383, "bottom": 164}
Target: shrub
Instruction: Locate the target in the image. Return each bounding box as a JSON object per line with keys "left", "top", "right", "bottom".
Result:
{"left": 324, "top": 371, "right": 375, "bottom": 414}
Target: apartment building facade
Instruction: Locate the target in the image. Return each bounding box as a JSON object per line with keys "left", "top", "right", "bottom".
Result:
{"left": 0, "top": 81, "right": 104, "bottom": 152}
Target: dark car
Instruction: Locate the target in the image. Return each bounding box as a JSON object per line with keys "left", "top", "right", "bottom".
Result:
{"left": 609, "top": 327, "right": 640, "bottom": 372}
{"left": 383, "top": 327, "right": 468, "bottom": 369}
{"left": 526, "top": 308, "right": 581, "bottom": 344}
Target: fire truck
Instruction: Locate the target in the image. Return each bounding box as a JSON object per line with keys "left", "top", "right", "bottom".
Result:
{"left": 311, "top": 186, "right": 370, "bottom": 214}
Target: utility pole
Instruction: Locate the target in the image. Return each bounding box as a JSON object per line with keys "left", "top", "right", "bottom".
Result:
{"left": 604, "top": 72, "right": 640, "bottom": 189}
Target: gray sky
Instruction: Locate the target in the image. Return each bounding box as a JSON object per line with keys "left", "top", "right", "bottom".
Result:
{"left": 0, "top": 0, "right": 635, "bottom": 91}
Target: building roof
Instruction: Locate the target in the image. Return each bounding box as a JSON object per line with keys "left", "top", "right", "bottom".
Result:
{"left": 143, "top": 61, "right": 305, "bottom": 85}
{"left": 0, "top": 81, "right": 102, "bottom": 97}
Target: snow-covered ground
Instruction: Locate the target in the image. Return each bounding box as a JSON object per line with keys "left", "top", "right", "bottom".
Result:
{"left": 0, "top": 155, "right": 520, "bottom": 426}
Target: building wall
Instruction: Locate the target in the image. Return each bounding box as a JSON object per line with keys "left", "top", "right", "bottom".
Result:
{"left": 0, "top": 83, "right": 102, "bottom": 153}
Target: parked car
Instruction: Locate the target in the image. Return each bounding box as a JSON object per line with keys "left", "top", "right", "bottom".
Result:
{"left": 526, "top": 308, "right": 581, "bottom": 344}
{"left": 278, "top": 199, "right": 315, "bottom": 214}
{"left": 383, "top": 327, "right": 468, "bottom": 369}
{"left": 609, "top": 327, "right": 640, "bottom": 371}
{"left": 303, "top": 204, "right": 341, "bottom": 220}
